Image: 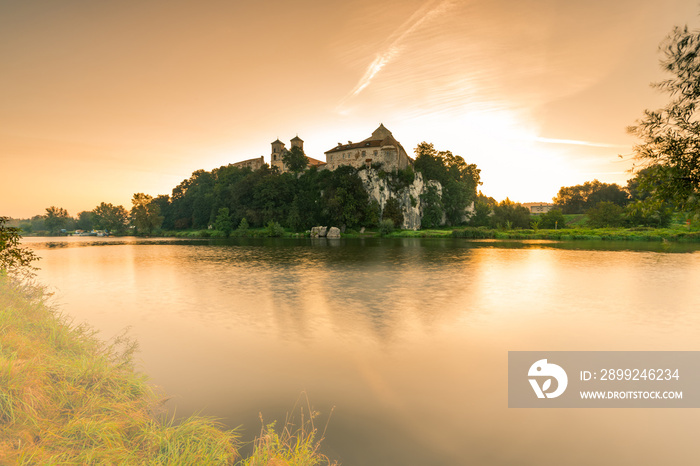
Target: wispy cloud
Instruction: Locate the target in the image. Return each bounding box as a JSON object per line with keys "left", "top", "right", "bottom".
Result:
{"left": 338, "top": 0, "right": 453, "bottom": 109}
{"left": 531, "top": 136, "right": 627, "bottom": 149}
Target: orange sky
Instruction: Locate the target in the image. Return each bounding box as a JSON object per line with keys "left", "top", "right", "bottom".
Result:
{"left": 1, "top": 0, "right": 698, "bottom": 219}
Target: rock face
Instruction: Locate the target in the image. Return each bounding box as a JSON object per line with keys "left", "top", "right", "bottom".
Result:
{"left": 310, "top": 226, "right": 328, "bottom": 237}
{"left": 327, "top": 227, "right": 341, "bottom": 238}
{"left": 358, "top": 169, "right": 455, "bottom": 230}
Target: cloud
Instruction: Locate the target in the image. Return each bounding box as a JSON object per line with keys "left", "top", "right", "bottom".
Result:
{"left": 338, "top": 0, "right": 453, "bottom": 108}
{"left": 531, "top": 136, "right": 627, "bottom": 148}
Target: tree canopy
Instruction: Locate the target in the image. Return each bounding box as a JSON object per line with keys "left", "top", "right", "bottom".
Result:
{"left": 553, "top": 180, "right": 628, "bottom": 214}
{"left": 414, "top": 142, "right": 481, "bottom": 225}
{"left": 281, "top": 146, "right": 309, "bottom": 173}
{"left": 628, "top": 24, "right": 700, "bottom": 214}
{"left": 0, "top": 216, "right": 39, "bottom": 277}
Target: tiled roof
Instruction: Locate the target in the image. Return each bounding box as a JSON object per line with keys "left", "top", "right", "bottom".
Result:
{"left": 324, "top": 139, "right": 384, "bottom": 154}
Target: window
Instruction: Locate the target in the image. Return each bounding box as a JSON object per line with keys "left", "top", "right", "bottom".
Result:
{"left": 362, "top": 150, "right": 366, "bottom": 156}
{"left": 273, "top": 154, "right": 277, "bottom": 160}
{"left": 373, "top": 150, "right": 378, "bottom": 156}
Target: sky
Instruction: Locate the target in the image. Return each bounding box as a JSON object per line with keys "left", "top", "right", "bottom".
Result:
{"left": 1, "top": 0, "right": 699, "bottom": 219}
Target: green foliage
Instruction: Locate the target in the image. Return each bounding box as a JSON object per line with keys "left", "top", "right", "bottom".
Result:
{"left": 93, "top": 202, "right": 129, "bottom": 233}
{"left": 321, "top": 166, "right": 372, "bottom": 229}
{"left": 413, "top": 142, "right": 481, "bottom": 225}
{"left": 587, "top": 201, "right": 625, "bottom": 228}
{"left": 365, "top": 200, "right": 381, "bottom": 228}
{"left": 236, "top": 217, "right": 250, "bottom": 237}
{"left": 451, "top": 227, "right": 495, "bottom": 238}
{"left": 468, "top": 200, "right": 491, "bottom": 227}
{"left": 130, "top": 193, "right": 164, "bottom": 235}
{"left": 382, "top": 197, "right": 404, "bottom": 228}
{"left": 241, "top": 407, "right": 337, "bottom": 466}
{"left": 287, "top": 196, "right": 304, "bottom": 232}
{"left": 379, "top": 218, "right": 395, "bottom": 236}
{"left": 0, "top": 277, "right": 240, "bottom": 464}
{"left": 624, "top": 198, "right": 673, "bottom": 228}
{"left": 265, "top": 221, "right": 285, "bottom": 237}
{"left": 553, "top": 180, "right": 629, "bottom": 214}
{"left": 213, "top": 207, "right": 233, "bottom": 237}
{"left": 490, "top": 199, "right": 531, "bottom": 229}
{"left": 44, "top": 206, "right": 71, "bottom": 235}
{"left": 420, "top": 185, "right": 444, "bottom": 229}
{"left": 537, "top": 209, "right": 566, "bottom": 229}
{"left": 628, "top": 24, "right": 700, "bottom": 214}
{"left": 76, "top": 211, "right": 95, "bottom": 231}
{"left": 0, "top": 217, "right": 39, "bottom": 277}
{"left": 281, "top": 145, "right": 309, "bottom": 173}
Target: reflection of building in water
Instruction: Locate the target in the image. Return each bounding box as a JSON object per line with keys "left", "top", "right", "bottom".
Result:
{"left": 323, "top": 124, "right": 412, "bottom": 171}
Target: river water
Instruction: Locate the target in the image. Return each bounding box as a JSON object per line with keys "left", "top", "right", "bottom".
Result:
{"left": 24, "top": 236, "right": 700, "bottom": 465}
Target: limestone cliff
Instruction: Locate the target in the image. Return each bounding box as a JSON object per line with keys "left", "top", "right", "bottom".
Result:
{"left": 358, "top": 168, "right": 446, "bottom": 230}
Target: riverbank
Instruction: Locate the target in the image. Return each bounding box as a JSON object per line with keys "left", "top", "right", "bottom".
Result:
{"left": 0, "top": 276, "right": 335, "bottom": 465}
{"left": 152, "top": 225, "right": 700, "bottom": 242}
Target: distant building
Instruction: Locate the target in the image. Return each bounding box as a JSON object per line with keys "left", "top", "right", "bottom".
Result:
{"left": 270, "top": 136, "right": 326, "bottom": 173}
{"left": 523, "top": 202, "right": 556, "bottom": 214}
{"left": 237, "top": 124, "right": 412, "bottom": 174}
{"left": 231, "top": 156, "right": 265, "bottom": 171}
{"left": 323, "top": 124, "right": 412, "bottom": 171}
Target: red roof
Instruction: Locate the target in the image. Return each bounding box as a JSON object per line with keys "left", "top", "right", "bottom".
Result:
{"left": 324, "top": 139, "right": 383, "bottom": 154}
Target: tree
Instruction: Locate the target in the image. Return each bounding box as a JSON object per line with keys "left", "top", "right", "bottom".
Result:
{"left": 420, "top": 185, "right": 444, "bottom": 228}
{"left": 628, "top": 24, "right": 700, "bottom": 214}
{"left": 213, "top": 207, "right": 233, "bottom": 237}
{"left": 93, "top": 203, "right": 129, "bottom": 233}
{"left": 490, "top": 199, "right": 531, "bottom": 229}
{"left": 382, "top": 197, "right": 404, "bottom": 229}
{"left": 44, "top": 206, "right": 70, "bottom": 235}
{"left": 281, "top": 146, "right": 308, "bottom": 174}
{"left": 76, "top": 211, "right": 95, "bottom": 231}
{"left": 587, "top": 201, "right": 625, "bottom": 228}
{"left": 553, "top": 180, "right": 628, "bottom": 214}
{"left": 0, "top": 216, "right": 39, "bottom": 276}
{"left": 130, "top": 193, "right": 163, "bottom": 235}
{"left": 414, "top": 142, "right": 481, "bottom": 225}
{"left": 538, "top": 209, "right": 566, "bottom": 229}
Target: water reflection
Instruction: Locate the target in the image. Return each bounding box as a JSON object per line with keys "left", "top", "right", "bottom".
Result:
{"left": 26, "top": 237, "right": 700, "bottom": 465}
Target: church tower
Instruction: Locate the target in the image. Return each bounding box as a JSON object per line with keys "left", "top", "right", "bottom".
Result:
{"left": 271, "top": 139, "right": 286, "bottom": 171}
{"left": 290, "top": 135, "right": 304, "bottom": 152}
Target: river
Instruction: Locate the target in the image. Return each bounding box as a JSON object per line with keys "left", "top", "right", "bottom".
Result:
{"left": 24, "top": 236, "right": 700, "bottom": 465}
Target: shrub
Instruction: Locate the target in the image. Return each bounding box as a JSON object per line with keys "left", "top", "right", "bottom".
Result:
{"left": 265, "top": 221, "right": 285, "bottom": 237}
{"left": 587, "top": 201, "right": 624, "bottom": 228}
{"left": 379, "top": 219, "right": 395, "bottom": 236}
{"left": 538, "top": 209, "right": 566, "bottom": 229}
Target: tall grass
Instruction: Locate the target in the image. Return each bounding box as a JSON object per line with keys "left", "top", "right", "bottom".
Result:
{"left": 0, "top": 275, "right": 240, "bottom": 464}
{"left": 241, "top": 396, "right": 338, "bottom": 466}
{"left": 0, "top": 275, "right": 338, "bottom": 465}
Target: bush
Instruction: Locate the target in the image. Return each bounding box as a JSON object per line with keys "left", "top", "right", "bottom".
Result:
{"left": 382, "top": 198, "right": 404, "bottom": 228}
{"left": 587, "top": 201, "right": 625, "bottom": 228}
{"left": 538, "top": 209, "right": 566, "bottom": 229}
{"left": 265, "top": 221, "right": 285, "bottom": 237}
{"left": 379, "top": 219, "right": 395, "bottom": 236}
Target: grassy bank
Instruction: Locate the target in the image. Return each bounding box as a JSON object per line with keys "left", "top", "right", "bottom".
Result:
{"left": 448, "top": 226, "right": 700, "bottom": 242}
{"left": 114, "top": 222, "right": 700, "bottom": 242}
{"left": 0, "top": 276, "right": 336, "bottom": 465}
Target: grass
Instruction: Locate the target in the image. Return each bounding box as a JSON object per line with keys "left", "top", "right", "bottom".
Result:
{"left": 449, "top": 226, "right": 700, "bottom": 242}
{"left": 0, "top": 275, "right": 337, "bottom": 465}
{"left": 241, "top": 397, "right": 338, "bottom": 466}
